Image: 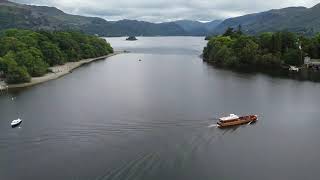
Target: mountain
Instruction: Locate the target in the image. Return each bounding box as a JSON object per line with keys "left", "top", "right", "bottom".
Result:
{"left": 0, "top": 0, "right": 107, "bottom": 31}
{"left": 213, "top": 3, "right": 320, "bottom": 35}
{"left": 0, "top": 0, "right": 188, "bottom": 36}
{"left": 109, "top": 20, "right": 187, "bottom": 36}
{"left": 204, "top": 20, "right": 223, "bottom": 31}
{"left": 173, "top": 20, "right": 207, "bottom": 35}
{"left": 2, "top": 0, "right": 320, "bottom": 36}
{"left": 173, "top": 20, "right": 222, "bottom": 36}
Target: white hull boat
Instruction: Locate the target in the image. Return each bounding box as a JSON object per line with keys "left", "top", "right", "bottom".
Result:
{"left": 11, "top": 118, "right": 22, "bottom": 127}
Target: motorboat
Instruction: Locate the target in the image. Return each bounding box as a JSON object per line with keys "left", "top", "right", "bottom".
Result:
{"left": 11, "top": 118, "right": 22, "bottom": 127}
{"left": 217, "top": 114, "right": 257, "bottom": 128}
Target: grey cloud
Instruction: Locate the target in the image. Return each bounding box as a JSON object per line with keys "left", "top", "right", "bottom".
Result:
{"left": 11, "top": 0, "right": 319, "bottom": 22}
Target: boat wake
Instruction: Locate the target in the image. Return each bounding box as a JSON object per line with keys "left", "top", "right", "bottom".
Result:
{"left": 96, "top": 152, "right": 161, "bottom": 180}
{"left": 208, "top": 124, "right": 219, "bottom": 128}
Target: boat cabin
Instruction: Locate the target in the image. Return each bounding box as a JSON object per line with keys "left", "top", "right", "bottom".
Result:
{"left": 219, "top": 114, "right": 239, "bottom": 122}
{"left": 217, "top": 114, "right": 258, "bottom": 128}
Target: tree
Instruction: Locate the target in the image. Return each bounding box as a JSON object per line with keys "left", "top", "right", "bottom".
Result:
{"left": 259, "top": 32, "right": 273, "bottom": 52}
{"left": 223, "top": 27, "right": 235, "bottom": 37}
{"left": 40, "top": 41, "right": 65, "bottom": 66}
{"left": 281, "top": 31, "right": 298, "bottom": 53}
{"left": 14, "top": 48, "right": 48, "bottom": 77}
{"left": 271, "top": 32, "right": 282, "bottom": 53}
{"left": 299, "top": 36, "right": 319, "bottom": 58}
{"left": 214, "top": 45, "right": 233, "bottom": 65}
{"left": 315, "top": 32, "right": 320, "bottom": 43}
{"left": 1, "top": 53, "right": 31, "bottom": 84}
{"left": 0, "top": 37, "right": 27, "bottom": 56}
{"left": 257, "top": 53, "right": 282, "bottom": 68}
{"left": 0, "top": 55, "right": 18, "bottom": 74}
{"left": 4, "top": 29, "right": 46, "bottom": 49}
{"left": 233, "top": 36, "right": 259, "bottom": 65}
{"left": 52, "top": 32, "right": 81, "bottom": 61}
{"left": 205, "top": 36, "right": 234, "bottom": 62}
{"left": 0, "top": 57, "right": 4, "bottom": 74}
{"left": 237, "top": 24, "right": 243, "bottom": 35}
{"left": 283, "top": 49, "right": 302, "bottom": 66}
{"left": 81, "top": 44, "right": 96, "bottom": 59}
{"left": 6, "top": 65, "right": 31, "bottom": 84}
{"left": 310, "top": 34, "right": 320, "bottom": 58}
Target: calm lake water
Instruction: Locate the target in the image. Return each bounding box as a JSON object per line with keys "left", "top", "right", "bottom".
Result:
{"left": 1, "top": 37, "right": 320, "bottom": 180}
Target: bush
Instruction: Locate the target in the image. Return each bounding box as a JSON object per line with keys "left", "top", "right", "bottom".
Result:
{"left": 257, "top": 53, "right": 282, "bottom": 68}
{"left": 40, "top": 41, "right": 65, "bottom": 66}
{"left": 6, "top": 65, "right": 30, "bottom": 84}
{"left": 14, "top": 48, "right": 49, "bottom": 77}
{"left": 283, "top": 49, "right": 302, "bottom": 66}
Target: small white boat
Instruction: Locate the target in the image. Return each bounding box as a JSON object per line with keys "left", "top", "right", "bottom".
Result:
{"left": 11, "top": 118, "right": 22, "bottom": 127}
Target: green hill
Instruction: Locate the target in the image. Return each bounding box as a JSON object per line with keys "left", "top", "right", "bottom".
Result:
{"left": 213, "top": 4, "right": 320, "bottom": 35}
{"left": 3, "top": 0, "right": 319, "bottom": 36}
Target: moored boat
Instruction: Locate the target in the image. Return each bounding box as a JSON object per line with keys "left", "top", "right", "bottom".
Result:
{"left": 11, "top": 118, "right": 22, "bottom": 128}
{"left": 217, "top": 114, "right": 257, "bottom": 128}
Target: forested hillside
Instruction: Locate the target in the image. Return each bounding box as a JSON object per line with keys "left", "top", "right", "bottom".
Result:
{"left": 203, "top": 28, "right": 320, "bottom": 69}
{"left": 0, "top": 29, "right": 113, "bottom": 84}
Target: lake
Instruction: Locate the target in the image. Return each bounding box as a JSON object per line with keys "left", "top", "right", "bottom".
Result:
{"left": 1, "top": 36, "right": 320, "bottom": 180}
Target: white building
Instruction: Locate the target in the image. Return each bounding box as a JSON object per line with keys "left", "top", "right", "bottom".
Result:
{"left": 304, "top": 56, "right": 320, "bottom": 71}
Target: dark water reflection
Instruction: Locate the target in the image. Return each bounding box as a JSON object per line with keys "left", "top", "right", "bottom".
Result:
{"left": 206, "top": 62, "right": 320, "bottom": 83}
{"left": 1, "top": 37, "right": 320, "bottom": 180}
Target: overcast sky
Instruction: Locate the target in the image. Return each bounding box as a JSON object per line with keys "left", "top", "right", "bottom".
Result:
{"left": 11, "top": 0, "right": 319, "bottom": 22}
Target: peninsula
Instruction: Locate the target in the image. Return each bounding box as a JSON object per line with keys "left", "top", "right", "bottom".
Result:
{"left": 203, "top": 27, "right": 320, "bottom": 80}
{"left": 0, "top": 52, "right": 124, "bottom": 90}
{"left": 0, "top": 29, "right": 115, "bottom": 90}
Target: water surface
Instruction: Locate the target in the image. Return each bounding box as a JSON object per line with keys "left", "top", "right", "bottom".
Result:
{"left": 1, "top": 37, "right": 320, "bottom": 180}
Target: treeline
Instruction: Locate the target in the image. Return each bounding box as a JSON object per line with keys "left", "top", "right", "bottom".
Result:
{"left": 203, "top": 27, "right": 320, "bottom": 69}
{"left": 0, "top": 29, "right": 113, "bottom": 84}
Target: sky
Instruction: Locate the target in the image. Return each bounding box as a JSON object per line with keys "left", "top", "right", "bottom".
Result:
{"left": 11, "top": 0, "right": 320, "bottom": 22}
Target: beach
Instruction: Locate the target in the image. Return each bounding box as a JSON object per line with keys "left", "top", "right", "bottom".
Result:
{"left": 0, "top": 51, "right": 124, "bottom": 90}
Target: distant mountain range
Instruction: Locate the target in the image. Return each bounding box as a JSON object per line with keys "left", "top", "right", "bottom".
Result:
{"left": 213, "top": 4, "right": 320, "bottom": 35}
{"left": 172, "top": 20, "right": 222, "bottom": 36}
{"left": 1, "top": 0, "right": 320, "bottom": 36}
{"left": 0, "top": 0, "right": 220, "bottom": 36}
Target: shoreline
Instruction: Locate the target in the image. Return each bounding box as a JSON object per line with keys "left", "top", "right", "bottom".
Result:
{"left": 204, "top": 61, "right": 320, "bottom": 82}
{"left": 0, "top": 51, "right": 125, "bottom": 90}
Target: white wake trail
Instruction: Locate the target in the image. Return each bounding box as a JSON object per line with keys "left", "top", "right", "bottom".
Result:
{"left": 208, "top": 124, "right": 219, "bottom": 128}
